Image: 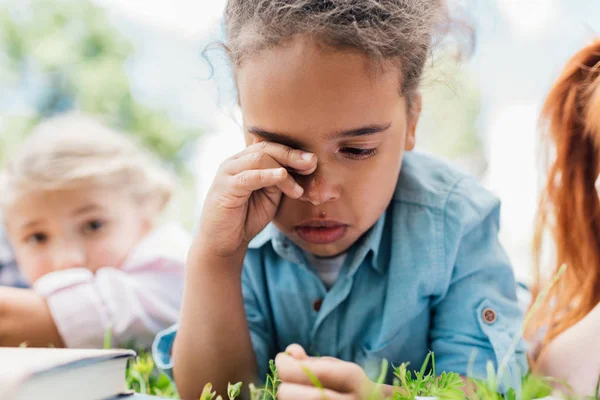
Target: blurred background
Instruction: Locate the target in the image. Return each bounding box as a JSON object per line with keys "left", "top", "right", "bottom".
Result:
{"left": 1, "top": 0, "right": 599, "bottom": 282}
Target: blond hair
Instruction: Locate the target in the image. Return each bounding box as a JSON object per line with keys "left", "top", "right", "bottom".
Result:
{"left": 0, "top": 114, "right": 174, "bottom": 213}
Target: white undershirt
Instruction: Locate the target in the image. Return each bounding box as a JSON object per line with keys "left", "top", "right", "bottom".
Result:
{"left": 305, "top": 253, "right": 347, "bottom": 289}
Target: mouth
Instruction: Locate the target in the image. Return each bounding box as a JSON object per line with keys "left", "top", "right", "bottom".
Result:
{"left": 294, "top": 219, "right": 348, "bottom": 245}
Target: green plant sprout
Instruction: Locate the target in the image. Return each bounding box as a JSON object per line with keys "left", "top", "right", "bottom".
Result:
{"left": 390, "top": 352, "right": 464, "bottom": 400}
{"left": 301, "top": 364, "right": 327, "bottom": 399}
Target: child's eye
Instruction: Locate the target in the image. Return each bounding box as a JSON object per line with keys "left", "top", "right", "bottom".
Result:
{"left": 82, "top": 220, "right": 106, "bottom": 234}
{"left": 340, "top": 147, "right": 377, "bottom": 159}
{"left": 25, "top": 233, "right": 49, "bottom": 245}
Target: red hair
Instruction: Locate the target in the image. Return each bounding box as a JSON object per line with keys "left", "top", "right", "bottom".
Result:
{"left": 528, "top": 39, "right": 600, "bottom": 353}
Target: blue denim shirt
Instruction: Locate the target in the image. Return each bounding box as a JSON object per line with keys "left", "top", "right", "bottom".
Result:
{"left": 153, "top": 152, "right": 527, "bottom": 391}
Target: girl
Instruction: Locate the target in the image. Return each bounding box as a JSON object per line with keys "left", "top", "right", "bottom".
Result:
{"left": 0, "top": 114, "right": 190, "bottom": 350}
{"left": 528, "top": 39, "right": 600, "bottom": 396}
{"left": 154, "top": 1, "right": 527, "bottom": 398}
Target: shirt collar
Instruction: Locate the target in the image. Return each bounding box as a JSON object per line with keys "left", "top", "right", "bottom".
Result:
{"left": 248, "top": 211, "right": 389, "bottom": 275}
{"left": 364, "top": 211, "right": 388, "bottom": 274}
{"left": 248, "top": 223, "right": 279, "bottom": 249}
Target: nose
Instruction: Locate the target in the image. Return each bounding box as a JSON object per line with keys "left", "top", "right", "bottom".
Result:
{"left": 53, "top": 241, "right": 86, "bottom": 271}
{"left": 297, "top": 165, "right": 341, "bottom": 206}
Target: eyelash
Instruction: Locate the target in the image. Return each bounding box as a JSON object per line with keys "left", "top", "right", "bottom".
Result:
{"left": 21, "top": 220, "right": 106, "bottom": 245}
{"left": 83, "top": 219, "right": 106, "bottom": 234}
{"left": 340, "top": 147, "right": 377, "bottom": 159}
{"left": 26, "top": 233, "right": 48, "bottom": 246}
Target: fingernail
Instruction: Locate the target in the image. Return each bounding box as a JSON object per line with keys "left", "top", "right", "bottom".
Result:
{"left": 294, "top": 183, "right": 304, "bottom": 197}
{"left": 301, "top": 152, "right": 314, "bottom": 161}
{"left": 273, "top": 168, "right": 286, "bottom": 178}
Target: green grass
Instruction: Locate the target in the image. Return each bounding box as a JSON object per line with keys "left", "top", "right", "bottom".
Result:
{"left": 101, "top": 325, "right": 179, "bottom": 398}
{"left": 126, "top": 351, "right": 179, "bottom": 398}
{"left": 121, "top": 351, "right": 558, "bottom": 400}
{"left": 390, "top": 352, "right": 465, "bottom": 400}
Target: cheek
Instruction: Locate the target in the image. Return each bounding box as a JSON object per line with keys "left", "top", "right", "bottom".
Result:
{"left": 354, "top": 149, "right": 403, "bottom": 188}
{"left": 347, "top": 152, "right": 403, "bottom": 218}
{"left": 86, "top": 236, "right": 132, "bottom": 269}
{"left": 14, "top": 249, "right": 52, "bottom": 283}
{"left": 87, "top": 217, "right": 147, "bottom": 269}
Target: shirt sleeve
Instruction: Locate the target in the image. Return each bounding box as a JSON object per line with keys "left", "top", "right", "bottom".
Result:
{"left": 152, "top": 323, "right": 178, "bottom": 379}
{"left": 33, "top": 257, "right": 185, "bottom": 350}
{"left": 429, "top": 177, "right": 528, "bottom": 393}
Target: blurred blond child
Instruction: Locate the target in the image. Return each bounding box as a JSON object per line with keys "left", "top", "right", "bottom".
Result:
{"left": 0, "top": 114, "right": 189, "bottom": 349}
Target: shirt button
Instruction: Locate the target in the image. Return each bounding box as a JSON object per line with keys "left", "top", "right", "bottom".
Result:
{"left": 312, "top": 298, "right": 323, "bottom": 312}
{"left": 482, "top": 307, "right": 497, "bottom": 324}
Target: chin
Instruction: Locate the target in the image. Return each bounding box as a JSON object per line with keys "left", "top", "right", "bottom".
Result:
{"left": 296, "top": 238, "right": 354, "bottom": 258}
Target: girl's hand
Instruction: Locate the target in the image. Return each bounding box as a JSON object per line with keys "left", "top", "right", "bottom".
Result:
{"left": 197, "top": 142, "right": 317, "bottom": 258}
{"left": 275, "top": 344, "right": 385, "bottom": 400}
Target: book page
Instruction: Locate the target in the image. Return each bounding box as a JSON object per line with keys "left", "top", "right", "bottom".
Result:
{"left": 0, "top": 348, "right": 134, "bottom": 394}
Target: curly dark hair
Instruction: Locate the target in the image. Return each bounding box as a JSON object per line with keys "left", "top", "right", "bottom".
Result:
{"left": 224, "top": 0, "right": 459, "bottom": 100}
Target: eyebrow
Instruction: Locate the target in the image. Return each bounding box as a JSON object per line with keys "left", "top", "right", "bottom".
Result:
{"left": 247, "top": 122, "right": 391, "bottom": 147}
{"left": 247, "top": 128, "right": 304, "bottom": 149}
{"left": 331, "top": 122, "right": 392, "bottom": 139}
{"left": 72, "top": 204, "right": 102, "bottom": 217}
{"left": 21, "top": 219, "right": 43, "bottom": 231}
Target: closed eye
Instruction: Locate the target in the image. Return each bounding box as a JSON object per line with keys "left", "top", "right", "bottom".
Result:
{"left": 340, "top": 147, "right": 377, "bottom": 159}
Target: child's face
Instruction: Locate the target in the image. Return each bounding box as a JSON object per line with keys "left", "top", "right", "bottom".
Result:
{"left": 4, "top": 185, "right": 151, "bottom": 283}
{"left": 237, "top": 37, "right": 420, "bottom": 257}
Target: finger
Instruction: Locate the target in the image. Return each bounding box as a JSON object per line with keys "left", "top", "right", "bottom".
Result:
{"left": 227, "top": 168, "right": 289, "bottom": 197}
{"left": 228, "top": 169, "right": 303, "bottom": 200}
{"left": 285, "top": 343, "right": 309, "bottom": 360}
{"left": 274, "top": 173, "right": 304, "bottom": 199}
{"left": 226, "top": 151, "right": 281, "bottom": 174}
{"left": 229, "top": 168, "right": 303, "bottom": 199}
{"left": 275, "top": 353, "right": 365, "bottom": 394}
{"left": 277, "top": 383, "right": 356, "bottom": 400}
{"left": 226, "top": 153, "right": 304, "bottom": 199}
{"left": 233, "top": 141, "right": 317, "bottom": 174}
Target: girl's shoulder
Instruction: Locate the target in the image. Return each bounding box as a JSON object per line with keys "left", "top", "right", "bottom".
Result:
{"left": 390, "top": 152, "right": 504, "bottom": 282}
{"left": 394, "top": 151, "right": 501, "bottom": 229}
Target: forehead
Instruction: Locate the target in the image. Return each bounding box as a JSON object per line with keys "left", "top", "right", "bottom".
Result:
{"left": 4, "top": 186, "right": 124, "bottom": 224}
{"left": 236, "top": 37, "right": 403, "bottom": 136}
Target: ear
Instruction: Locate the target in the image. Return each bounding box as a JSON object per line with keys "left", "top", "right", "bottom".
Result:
{"left": 405, "top": 93, "right": 422, "bottom": 151}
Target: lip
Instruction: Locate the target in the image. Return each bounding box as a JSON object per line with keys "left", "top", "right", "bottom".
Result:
{"left": 295, "top": 219, "right": 348, "bottom": 245}
{"left": 296, "top": 219, "right": 345, "bottom": 228}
